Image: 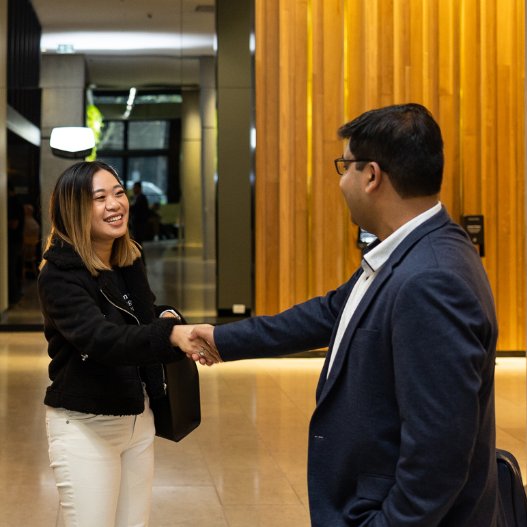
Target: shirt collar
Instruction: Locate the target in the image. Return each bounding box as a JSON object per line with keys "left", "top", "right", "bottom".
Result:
{"left": 362, "top": 202, "right": 442, "bottom": 275}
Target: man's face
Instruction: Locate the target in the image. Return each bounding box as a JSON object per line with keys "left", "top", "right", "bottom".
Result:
{"left": 338, "top": 147, "right": 368, "bottom": 226}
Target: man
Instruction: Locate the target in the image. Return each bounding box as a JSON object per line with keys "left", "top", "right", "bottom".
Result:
{"left": 130, "top": 181, "right": 150, "bottom": 263}
{"left": 191, "top": 104, "right": 499, "bottom": 526}
{"left": 130, "top": 181, "right": 150, "bottom": 245}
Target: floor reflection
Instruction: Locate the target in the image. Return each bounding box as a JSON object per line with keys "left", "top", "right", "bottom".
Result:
{"left": 1, "top": 276, "right": 42, "bottom": 326}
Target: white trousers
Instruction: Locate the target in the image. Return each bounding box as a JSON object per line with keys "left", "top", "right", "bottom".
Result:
{"left": 45, "top": 398, "right": 155, "bottom": 527}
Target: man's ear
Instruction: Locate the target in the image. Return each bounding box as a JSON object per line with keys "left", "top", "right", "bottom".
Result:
{"left": 365, "top": 162, "right": 382, "bottom": 192}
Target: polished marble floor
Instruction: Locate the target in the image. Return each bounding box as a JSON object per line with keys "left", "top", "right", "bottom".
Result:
{"left": 0, "top": 332, "right": 525, "bottom": 527}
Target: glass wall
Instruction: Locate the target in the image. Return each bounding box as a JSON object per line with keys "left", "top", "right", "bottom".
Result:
{"left": 98, "top": 120, "right": 172, "bottom": 207}
{"left": 94, "top": 89, "right": 182, "bottom": 212}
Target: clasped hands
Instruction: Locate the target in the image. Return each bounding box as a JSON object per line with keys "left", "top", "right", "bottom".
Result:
{"left": 169, "top": 323, "right": 221, "bottom": 366}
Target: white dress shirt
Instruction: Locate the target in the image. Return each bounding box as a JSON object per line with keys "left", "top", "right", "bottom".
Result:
{"left": 326, "top": 202, "right": 442, "bottom": 376}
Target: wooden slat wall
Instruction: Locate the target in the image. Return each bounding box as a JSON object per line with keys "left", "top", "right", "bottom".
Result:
{"left": 255, "top": 0, "right": 525, "bottom": 351}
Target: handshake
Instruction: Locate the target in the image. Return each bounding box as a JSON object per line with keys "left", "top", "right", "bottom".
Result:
{"left": 169, "top": 323, "right": 222, "bottom": 366}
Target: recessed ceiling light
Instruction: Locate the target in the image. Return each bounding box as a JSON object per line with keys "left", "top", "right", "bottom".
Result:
{"left": 41, "top": 32, "right": 214, "bottom": 53}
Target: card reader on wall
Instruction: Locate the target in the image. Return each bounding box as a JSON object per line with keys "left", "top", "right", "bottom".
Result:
{"left": 461, "top": 215, "right": 484, "bottom": 257}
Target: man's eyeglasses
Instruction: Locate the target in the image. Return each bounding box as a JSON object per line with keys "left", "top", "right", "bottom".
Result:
{"left": 334, "top": 158, "right": 373, "bottom": 176}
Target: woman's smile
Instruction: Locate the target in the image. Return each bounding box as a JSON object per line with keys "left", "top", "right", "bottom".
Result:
{"left": 91, "top": 169, "right": 129, "bottom": 243}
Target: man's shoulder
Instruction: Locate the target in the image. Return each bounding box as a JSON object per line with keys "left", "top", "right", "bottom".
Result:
{"left": 387, "top": 219, "right": 480, "bottom": 285}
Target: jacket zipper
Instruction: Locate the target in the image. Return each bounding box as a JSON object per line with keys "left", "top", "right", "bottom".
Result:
{"left": 99, "top": 289, "right": 140, "bottom": 325}
{"left": 99, "top": 288, "right": 168, "bottom": 395}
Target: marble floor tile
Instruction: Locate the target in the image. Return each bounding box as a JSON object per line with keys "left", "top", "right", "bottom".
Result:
{"left": 223, "top": 504, "right": 310, "bottom": 527}
{"left": 0, "top": 332, "right": 525, "bottom": 526}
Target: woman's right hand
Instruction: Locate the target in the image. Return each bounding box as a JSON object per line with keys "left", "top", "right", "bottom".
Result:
{"left": 170, "top": 324, "right": 220, "bottom": 366}
{"left": 170, "top": 324, "right": 199, "bottom": 353}
{"left": 169, "top": 324, "right": 211, "bottom": 358}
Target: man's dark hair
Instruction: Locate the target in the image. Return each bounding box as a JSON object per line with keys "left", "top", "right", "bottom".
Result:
{"left": 338, "top": 103, "right": 444, "bottom": 198}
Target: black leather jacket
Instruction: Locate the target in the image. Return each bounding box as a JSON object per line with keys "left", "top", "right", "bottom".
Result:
{"left": 38, "top": 238, "right": 184, "bottom": 415}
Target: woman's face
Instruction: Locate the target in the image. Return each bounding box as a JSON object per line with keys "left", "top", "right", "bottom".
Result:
{"left": 90, "top": 169, "right": 129, "bottom": 243}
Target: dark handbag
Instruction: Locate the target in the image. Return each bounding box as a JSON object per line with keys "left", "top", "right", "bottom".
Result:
{"left": 496, "top": 449, "right": 527, "bottom": 526}
{"left": 150, "top": 310, "right": 201, "bottom": 442}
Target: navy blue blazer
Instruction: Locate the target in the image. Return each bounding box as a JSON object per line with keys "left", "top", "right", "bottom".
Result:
{"left": 215, "top": 208, "right": 499, "bottom": 526}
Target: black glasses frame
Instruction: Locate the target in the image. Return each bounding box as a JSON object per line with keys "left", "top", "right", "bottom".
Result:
{"left": 334, "top": 158, "right": 373, "bottom": 176}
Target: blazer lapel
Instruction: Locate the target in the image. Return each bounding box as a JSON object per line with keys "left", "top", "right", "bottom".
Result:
{"left": 315, "top": 207, "right": 452, "bottom": 405}
{"left": 316, "top": 268, "right": 363, "bottom": 399}
{"left": 316, "top": 263, "right": 394, "bottom": 404}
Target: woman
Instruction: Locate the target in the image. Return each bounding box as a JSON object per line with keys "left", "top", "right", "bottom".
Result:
{"left": 38, "top": 161, "right": 201, "bottom": 527}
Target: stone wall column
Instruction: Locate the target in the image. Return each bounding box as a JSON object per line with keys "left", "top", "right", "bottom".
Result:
{"left": 181, "top": 89, "right": 203, "bottom": 248}
{"left": 39, "top": 54, "right": 86, "bottom": 241}
{"left": 200, "top": 56, "right": 217, "bottom": 261}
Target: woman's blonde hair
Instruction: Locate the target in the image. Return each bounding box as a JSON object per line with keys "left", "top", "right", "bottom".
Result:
{"left": 40, "top": 161, "right": 141, "bottom": 276}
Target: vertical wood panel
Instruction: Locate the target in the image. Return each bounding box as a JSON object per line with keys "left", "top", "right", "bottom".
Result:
{"left": 460, "top": 0, "right": 482, "bottom": 215}
{"left": 255, "top": 0, "right": 525, "bottom": 351}
{"left": 378, "top": 0, "right": 394, "bottom": 106}
{"left": 494, "top": 0, "right": 523, "bottom": 349}
{"left": 480, "top": 0, "right": 499, "bottom": 334}
{"left": 515, "top": 0, "right": 526, "bottom": 349}
{"left": 254, "top": 0, "right": 280, "bottom": 314}
{"left": 437, "top": 0, "right": 461, "bottom": 221}
{"left": 393, "top": 0, "right": 410, "bottom": 102}
{"left": 310, "top": 0, "right": 347, "bottom": 299}
{"left": 341, "top": 0, "right": 363, "bottom": 277}
{"left": 277, "top": 0, "right": 293, "bottom": 307}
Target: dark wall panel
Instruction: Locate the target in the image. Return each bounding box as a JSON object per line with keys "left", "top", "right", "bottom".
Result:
{"left": 7, "top": 0, "right": 41, "bottom": 126}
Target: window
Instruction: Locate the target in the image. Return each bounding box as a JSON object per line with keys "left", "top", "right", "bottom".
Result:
{"left": 98, "top": 122, "right": 125, "bottom": 150}
{"left": 128, "top": 121, "right": 169, "bottom": 150}
{"left": 96, "top": 119, "right": 180, "bottom": 206}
